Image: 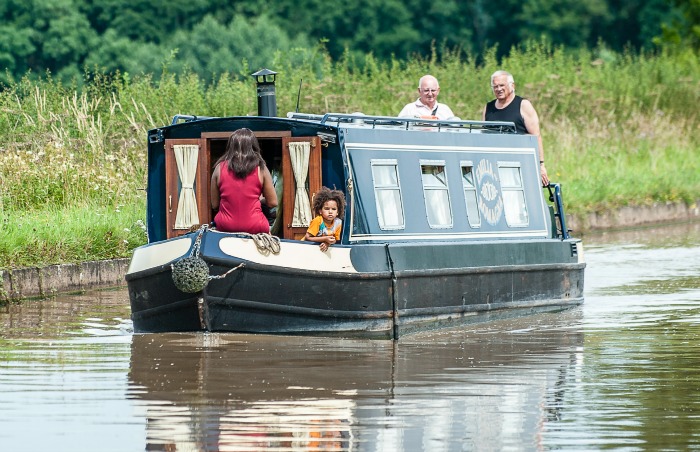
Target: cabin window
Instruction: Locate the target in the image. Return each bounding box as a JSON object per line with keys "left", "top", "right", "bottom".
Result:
{"left": 498, "top": 163, "right": 529, "bottom": 226}
{"left": 371, "top": 160, "right": 405, "bottom": 230}
{"left": 461, "top": 163, "right": 481, "bottom": 228}
{"left": 420, "top": 161, "right": 452, "bottom": 228}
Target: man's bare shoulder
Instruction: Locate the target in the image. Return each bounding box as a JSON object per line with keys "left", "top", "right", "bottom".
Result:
{"left": 520, "top": 98, "right": 538, "bottom": 116}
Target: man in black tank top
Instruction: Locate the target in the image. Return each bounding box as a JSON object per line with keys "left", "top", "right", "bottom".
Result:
{"left": 482, "top": 70, "right": 549, "bottom": 186}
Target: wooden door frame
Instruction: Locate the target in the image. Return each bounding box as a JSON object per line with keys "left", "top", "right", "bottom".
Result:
{"left": 164, "top": 138, "right": 209, "bottom": 239}
{"left": 281, "top": 136, "right": 322, "bottom": 240}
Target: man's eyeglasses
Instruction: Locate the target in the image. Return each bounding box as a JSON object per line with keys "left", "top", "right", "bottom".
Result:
{"left": 421, "top": 88, "right": 438, "bottom": 94}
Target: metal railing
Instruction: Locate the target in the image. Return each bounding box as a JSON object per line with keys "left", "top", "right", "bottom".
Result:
{"left": 287, "top": 112, "right": 517, "bottom": 133}
{"left": 546, "top": 183, "right": 571, "bottom": 239}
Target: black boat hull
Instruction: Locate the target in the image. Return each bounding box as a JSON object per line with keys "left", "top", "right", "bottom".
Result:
{"left": 127, "top": 233, "right": 584, "bottom": 339}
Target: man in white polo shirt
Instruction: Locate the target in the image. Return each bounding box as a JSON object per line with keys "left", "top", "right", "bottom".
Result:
{"left": 398, "top": 74, "right": 459, "bottom": 120}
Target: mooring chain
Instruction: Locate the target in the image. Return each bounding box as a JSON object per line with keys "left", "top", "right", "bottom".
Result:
{"left": 190, "top": 223, "right": 208, "bottom": 258}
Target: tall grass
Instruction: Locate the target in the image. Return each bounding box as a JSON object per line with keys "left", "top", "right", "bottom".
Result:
{"left": 0, "top": 43, "right": 698, "bottom": 268}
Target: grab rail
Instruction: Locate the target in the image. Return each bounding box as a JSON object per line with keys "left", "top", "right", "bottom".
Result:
{"left": 287, "top": 112, "right": 517, "bottom": 133}
{"left": 171, "top": 115, "right": 215, "bottom": 125}
{"left": 546, "top": 183, "right": 570, "bottom": 239}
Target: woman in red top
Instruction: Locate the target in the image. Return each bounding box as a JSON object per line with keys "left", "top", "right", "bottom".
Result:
{"left": 210, "top": 128, "right": 278, "bottom": 233}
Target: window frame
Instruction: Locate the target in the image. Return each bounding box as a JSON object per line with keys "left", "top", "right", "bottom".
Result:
{"left": 370, "top": 159, "right": 405, "bottom": 230}
{"left": 419, "top": 159, "right": 453, "bottom": 229}
{"left": 498, "top": 161, "right": 529, "bottom": 227}
{"left": 460, "top": 160, "right": 481, "bottom": 228}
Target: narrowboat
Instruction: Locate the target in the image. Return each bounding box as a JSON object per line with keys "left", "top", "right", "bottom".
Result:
{"left": 126, "top": 71, "right": 585, "bottom": 339}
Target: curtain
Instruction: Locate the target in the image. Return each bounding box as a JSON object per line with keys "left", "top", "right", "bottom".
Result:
{"left": 173, "top": 144, "right": 200, "bottom": 229}
{"left": 288, "top": 142, "right": 313, "bottom": 227}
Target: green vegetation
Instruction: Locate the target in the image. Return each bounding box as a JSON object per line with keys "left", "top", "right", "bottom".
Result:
{"left": 1, "top": 0, "right": 698, "bottom": 86}
{"left": 0, "top": 43, "right": 698, "bottom": 268}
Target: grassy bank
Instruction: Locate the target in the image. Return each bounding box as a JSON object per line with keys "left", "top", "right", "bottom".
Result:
{"left": 0, "top": 43, "right": 698, "bottom": 268}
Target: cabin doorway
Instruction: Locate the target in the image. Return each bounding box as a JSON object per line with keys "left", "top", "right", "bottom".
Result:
{"left": 164, "top": 132, "right": 321, "bottom": 240}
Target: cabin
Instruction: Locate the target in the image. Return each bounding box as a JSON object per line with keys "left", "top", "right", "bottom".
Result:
{"left": 148, "top": 113, "right": 566, "bottom": 246}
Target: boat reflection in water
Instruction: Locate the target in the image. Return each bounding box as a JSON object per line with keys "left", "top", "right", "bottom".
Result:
{"left": 127, "top": 311, "right": 583, "bottom": 451}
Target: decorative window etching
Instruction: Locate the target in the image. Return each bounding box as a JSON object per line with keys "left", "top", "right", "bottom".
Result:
{"left": 474, "top": 159, "right": 504, "bottom": 226}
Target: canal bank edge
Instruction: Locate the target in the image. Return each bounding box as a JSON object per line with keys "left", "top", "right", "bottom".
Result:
{"left": 1, "top": 258, "right": 130, "bottom": 302}
{"left": 567, "top": 200, "right": 700, "bottom": 232}
{"left": 1, "top": 200, "right": 699, "bottom": 302}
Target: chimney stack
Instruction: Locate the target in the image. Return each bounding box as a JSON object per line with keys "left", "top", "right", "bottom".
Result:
{"left": 251, "top": 68, "right": 278, "bottom": 117}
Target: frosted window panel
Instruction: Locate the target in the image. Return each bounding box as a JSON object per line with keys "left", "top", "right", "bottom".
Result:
{"left": 425, "top": 190, "right": 452, "bottom": 226}
{"left": 376, "top": 189, "right": 403, "bottom": 228}
{"left": 372, "top": 165, "right": 398, "bottom": 186}
{"left": 499, "top": 167, "right": 522, "bottom": 187}
{"left": 503, "top": 190, "right": 528, "bottom": 226}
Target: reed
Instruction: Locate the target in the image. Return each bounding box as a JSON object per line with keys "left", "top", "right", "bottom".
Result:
{"left": 0, "top": 44, "right": 697, "bottom": 268}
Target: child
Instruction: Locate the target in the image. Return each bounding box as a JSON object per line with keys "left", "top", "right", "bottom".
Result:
{"left": 305, "top": 187, "right": 346, "bottom": 252}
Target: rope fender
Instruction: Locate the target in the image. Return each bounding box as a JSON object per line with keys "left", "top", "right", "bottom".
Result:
{"left": 171, "top": 224, "right": 244, "bottom": 293}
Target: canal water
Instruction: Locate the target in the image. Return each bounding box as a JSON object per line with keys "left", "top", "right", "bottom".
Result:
{"left": 1, "top": 222, "right": 699, "bottom": 451}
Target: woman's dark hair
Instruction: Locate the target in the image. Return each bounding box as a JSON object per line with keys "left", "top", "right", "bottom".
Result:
{"left": 215, "top": 128, "right": 265, "bottom": 178}
{"left": 312, "top": 187, "right": 346, "bottom": 218}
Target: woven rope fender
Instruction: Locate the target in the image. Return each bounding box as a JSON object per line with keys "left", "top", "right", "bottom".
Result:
{"left": 171, "top": 255, "right": 210, "bottom": 293}
{"left": 170, "top": 224, "right": 246, "bottom": 293}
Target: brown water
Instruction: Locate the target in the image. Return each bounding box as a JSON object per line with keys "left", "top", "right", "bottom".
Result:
{"left": 1, "top": 222, "right": 699, "bottom": 451}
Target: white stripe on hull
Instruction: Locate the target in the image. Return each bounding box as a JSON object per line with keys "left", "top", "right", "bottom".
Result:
{"left": 218, "top": 236, "right": 358, "bottom": 273}
{"left": 127, "top": 237, "right": 193, "bottom": 274}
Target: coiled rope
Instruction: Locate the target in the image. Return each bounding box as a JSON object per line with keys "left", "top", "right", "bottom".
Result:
{"left": 236, "top": 232, "right": 281, "bottom": 256}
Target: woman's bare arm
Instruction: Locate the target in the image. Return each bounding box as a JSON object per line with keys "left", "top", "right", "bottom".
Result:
{"left": 260, "top": 166, "right": 278, "bottom": 208}
{"left": 210, "top": 164, "right": 221, "bottom": 210}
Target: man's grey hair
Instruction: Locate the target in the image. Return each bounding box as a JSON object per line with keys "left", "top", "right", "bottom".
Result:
{"left": 418, "top": 74, "right": 439, "bottom": 89}
{"left": 490, "top": 70, "right": 515, "bottom": 86}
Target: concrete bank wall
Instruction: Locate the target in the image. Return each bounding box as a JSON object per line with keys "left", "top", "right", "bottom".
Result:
{"left": 1, "top": 200, "right": 699, "bottom": 302}
{"left": 567, "top": 200, "right": 700, "bottom": 233}
{"left": 0, "top": 258, "right": 130, "bottom": 302}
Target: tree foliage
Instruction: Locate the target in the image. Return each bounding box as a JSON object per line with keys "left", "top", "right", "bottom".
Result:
{"left": 0, "top": 0, "right": 692, "bottom": 85}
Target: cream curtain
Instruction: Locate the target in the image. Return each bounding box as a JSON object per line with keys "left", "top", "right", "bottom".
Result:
{"left": 288, "top": 141, "right": 313, "bottom": 227}
{"left": 173, "top": 144, "right": 200, "bottom": 229}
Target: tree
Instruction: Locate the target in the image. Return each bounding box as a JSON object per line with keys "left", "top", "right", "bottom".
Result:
{"left": 655, "top": 0, "right": 700, "bottom": 50}
{"left": 516, "top": 0, "right": 610, "bottom": 48}
{"left": 83, "top": 0, "right": 215, "bottom": 42}
{"left": 0, "top": 0, "right": 97, "bottom": 82}
{"left": 84, "top": 29, "right": 166, "bottom": 77}
{"left": 165, "top": 15, "right": 312, "bottom": 81}
{"left": 0, "top": 25, "right": 35, "bottom": 84}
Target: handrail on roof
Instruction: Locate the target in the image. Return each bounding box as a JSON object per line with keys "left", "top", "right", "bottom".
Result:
{"left": 171, "top": 114, "right": 216, "bottom": 125}
{"left": 167, "top": 112, "right": 516, "bottom": 133}
{"left": 286, "top": 112, "right": 517, "bottom": 133}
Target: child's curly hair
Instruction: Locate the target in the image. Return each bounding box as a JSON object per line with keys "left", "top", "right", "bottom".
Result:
{"left": 312, "top": 187, "right": 346, "bottom": 218}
